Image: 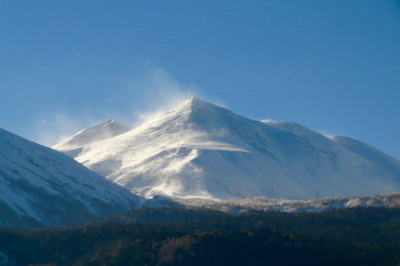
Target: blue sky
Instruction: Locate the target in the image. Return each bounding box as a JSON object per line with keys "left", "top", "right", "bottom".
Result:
{"left": 1, "top": 0, "right": 399, "bottom": 159}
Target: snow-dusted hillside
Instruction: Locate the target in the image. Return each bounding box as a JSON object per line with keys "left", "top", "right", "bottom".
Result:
{"left": 53, "top": 119, "right": 132, "bottom": 158}
{"left": 54, "top": 97, "right": 400, "bottom": 201}
{"left": 0, "top": 128, "right": 141, "bottom": 227}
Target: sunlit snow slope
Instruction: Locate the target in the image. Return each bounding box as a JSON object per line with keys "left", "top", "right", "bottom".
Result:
{"left": 53, "top": 119, "right": 132, "bottom": 158}
{"left": 0, "top": 128, "right": 140, "bottom": 227}
{"left": 54, "top": 97, "right": 400, "bottom": 200}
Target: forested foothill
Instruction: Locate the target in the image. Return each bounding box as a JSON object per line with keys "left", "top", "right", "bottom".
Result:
{"left": 0, "top": 206, "right": 399, "bottom": 266}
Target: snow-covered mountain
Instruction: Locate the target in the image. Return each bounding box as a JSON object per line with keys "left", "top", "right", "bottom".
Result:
{"left": 0, "top": 128, "right": 140, "bottom": 227}
{"left": 53, "top": 119, "right": 132, "bottom": 158}
{"left": 54, "top": 97, "right": 400, "bottom": 201}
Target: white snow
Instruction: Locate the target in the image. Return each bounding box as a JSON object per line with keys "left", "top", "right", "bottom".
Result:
{"left": 54, "top": 96, "right": 400, "bottom": 201}
{"left": 52, "top": 119, "right": 132, "bottom": 158}
{"left": 0, "top": 128, "right": 140, "bottom": 226}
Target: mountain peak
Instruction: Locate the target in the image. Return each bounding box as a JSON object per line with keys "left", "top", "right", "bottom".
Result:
{"left": 189, "top": 96, "right": 203, "bottom": 103}
{"left": 179, "top": 96, "right": 209, "bottom": 108}
{"left": 52, "top": 119, "right": 133, "bottom": 157}
{"left": 177, "top": 96, "right": 226, "bottom": 114}
{"left": 168, "top": 96, "right": 234, "bottom": 128}
{"left": 189, "top": 95, "right": 198, "bottom": 101}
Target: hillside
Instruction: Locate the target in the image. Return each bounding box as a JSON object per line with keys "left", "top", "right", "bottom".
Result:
{"left": 0, "top": 128, "right": 140, "bottom": 227}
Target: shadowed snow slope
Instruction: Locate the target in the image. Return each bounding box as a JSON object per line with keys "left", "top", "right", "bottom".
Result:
{"left": 54, "top": 97, "right": 400, "bottom": 200}
{"left": 0, "top": 128, "right": 140, "bottom": 227}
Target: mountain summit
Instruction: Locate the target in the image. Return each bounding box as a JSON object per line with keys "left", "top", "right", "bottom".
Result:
{"left": 53, "top": 119, "right": 132, "bottom": 158}
{"left": 54, "top": 97, "right": 400, "bottom": 200}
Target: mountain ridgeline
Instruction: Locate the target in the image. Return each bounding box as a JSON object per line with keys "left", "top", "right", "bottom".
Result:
{"left": 54, "top": 97, "right": 400, "bottom": 201}
{"left": 1, "top": 97, "right": 399, "bottom": 264}
{"left": 0, "top": 128, "right": 141, "bottom": 227}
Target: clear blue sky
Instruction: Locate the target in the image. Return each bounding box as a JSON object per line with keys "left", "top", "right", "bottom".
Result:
{"left": 1, "top": 0, "right": 399, "bottom": 159}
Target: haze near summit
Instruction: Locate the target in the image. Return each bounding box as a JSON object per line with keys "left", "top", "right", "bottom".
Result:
{"left": 1, "top": 1, "right": 399, "bottom": 159}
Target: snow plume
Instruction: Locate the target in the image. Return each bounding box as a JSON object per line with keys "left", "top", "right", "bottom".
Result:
{"left": 315, "top": 127, "right": 347, "bottom": 139}
{"left": 261, "top": 118, "right": 277, "bottom": 123}
{"left": 31, "top": 66, "right": 218, "bottom": 147}
{"left": 128, "top": 67, "right": 200, "bottom": 126}
{"left": 318, "top": 129, "right": 336, "bottom": 139}
{"left": 33, "top": 112, "right": 99, "bottom": 147}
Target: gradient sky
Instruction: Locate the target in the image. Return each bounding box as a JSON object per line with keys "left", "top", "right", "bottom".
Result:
{"left": 1, "top": 0, "right": 399, "bottom": 159}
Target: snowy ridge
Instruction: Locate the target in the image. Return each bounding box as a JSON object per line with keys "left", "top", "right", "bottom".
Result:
{"left": 0, "top": 128, "right": 140, "bottom": 227}
{"left": 52, "top": 119, "right": 132, "bottom": 158}
{"left": 54, "top": 97, "right": 400, "bottom": 201}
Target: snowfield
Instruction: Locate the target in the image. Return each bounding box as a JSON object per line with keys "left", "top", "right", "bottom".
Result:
{"left": 0, "top": 128, "right": 141, "bottom": 227}
{"left": 54, "top": 97, "right": 400, "bottom": 201}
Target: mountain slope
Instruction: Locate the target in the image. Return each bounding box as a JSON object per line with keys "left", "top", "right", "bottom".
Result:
{"left": 54, "top": 97, "right": 400, "bottom": 200}
{"left": 53, "top": 119, "right": 132, "bottom": 158}
{"left": 0, "top": 128, "right": 140, "bottom": 227}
